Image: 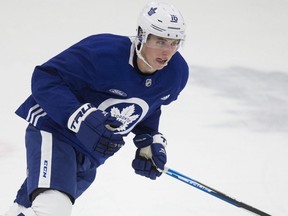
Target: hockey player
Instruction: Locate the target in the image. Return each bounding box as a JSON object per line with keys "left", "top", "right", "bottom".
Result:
{"left": 4, "top": 1, "right": 188, "bottom": 216}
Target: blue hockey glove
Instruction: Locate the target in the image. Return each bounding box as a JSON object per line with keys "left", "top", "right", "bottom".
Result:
{"left": 68, "top": 103, "right": 124, "bottom": 158}
{"left": 132, "top": 149, "right": 162, "bottom": 180}
{"left": 132, "top": 133, "right": 167, "bottom": 179}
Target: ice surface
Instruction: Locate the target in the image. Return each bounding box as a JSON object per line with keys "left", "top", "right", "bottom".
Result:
{"left": 1, "top": 0, "right": 288, "bottom": 215}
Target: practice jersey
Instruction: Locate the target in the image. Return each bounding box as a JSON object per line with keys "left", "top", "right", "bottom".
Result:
{"left": 16, "top": 34, "right": 189, "bottom": 162}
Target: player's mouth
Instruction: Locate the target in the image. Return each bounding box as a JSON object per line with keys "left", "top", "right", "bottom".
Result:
{"left": 156, "top": 58, "right": 168, "bottom": 65}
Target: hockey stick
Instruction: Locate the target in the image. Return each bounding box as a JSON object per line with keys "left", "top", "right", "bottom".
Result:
{"left": 163, "top": 167, "right": 271, "bottom": 216}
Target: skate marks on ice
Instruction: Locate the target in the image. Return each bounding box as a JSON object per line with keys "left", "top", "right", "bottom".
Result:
{"left": 189, "top": 66, "right": 288, "bottom": 132}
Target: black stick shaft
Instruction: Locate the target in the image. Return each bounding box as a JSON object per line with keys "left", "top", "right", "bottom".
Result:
{"left": 164, "top": 167, "right": 271, "bottom": 216}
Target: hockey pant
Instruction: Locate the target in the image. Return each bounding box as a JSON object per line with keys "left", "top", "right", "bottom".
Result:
{"left": 11, "top": 124, "right": 98, "bottom": 209}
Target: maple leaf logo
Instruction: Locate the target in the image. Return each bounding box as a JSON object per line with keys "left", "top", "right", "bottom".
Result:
{"left": 110, "top": 105, "right": 140, "bottom": 131}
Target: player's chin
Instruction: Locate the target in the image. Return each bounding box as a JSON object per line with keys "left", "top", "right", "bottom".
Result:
{"left": 154, "top": 60, "right": 168, "bottom": 70}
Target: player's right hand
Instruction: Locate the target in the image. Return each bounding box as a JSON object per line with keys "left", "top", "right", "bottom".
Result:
{"left": 68, "top": 103, "right": 124, "bottom": 158}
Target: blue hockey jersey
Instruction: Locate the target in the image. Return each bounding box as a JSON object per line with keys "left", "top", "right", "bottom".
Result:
{"left": 16, "top": 34, "right": 189, "bottom": 163}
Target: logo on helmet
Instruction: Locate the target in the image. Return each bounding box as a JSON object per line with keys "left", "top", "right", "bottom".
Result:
{"left": 148, "top": 7, "right": 157, "bottom": 16}
{"left": 170, "top": 15, "right": 178, "bottom": 23}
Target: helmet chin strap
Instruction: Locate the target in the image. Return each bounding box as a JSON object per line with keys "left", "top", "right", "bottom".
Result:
{"left": 135, "top": 40, "right": 156, "bottom": 71}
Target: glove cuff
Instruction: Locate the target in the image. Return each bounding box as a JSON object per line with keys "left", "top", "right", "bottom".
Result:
{"left": 133, "top": 132, "right": 167, "bottom": 149}
{"left": 152, "top": 133, "right": 167, "bottom": 148}
{"left": 67, "top": 103, "right": 97, "bottom": 132}
{"left": 139, "top": 133, "right": 167, "bottom": 160}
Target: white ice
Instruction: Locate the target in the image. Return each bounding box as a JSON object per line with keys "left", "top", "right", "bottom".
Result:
{"left": 1, "top": 0, "right": 288, "bottom": 215}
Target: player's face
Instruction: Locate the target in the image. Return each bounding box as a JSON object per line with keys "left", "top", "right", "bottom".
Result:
{"left": 141, "top": 35, "right": 180, "bottom": 72}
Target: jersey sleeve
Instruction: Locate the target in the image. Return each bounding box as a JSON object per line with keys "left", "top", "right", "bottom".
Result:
{"left": 163, "top": 52, "right": 189, "bottom": 105}
{"left": 31, "top": 40, "right": 96, "bottom": 128}
{"left": 31, "top": 65, "right": 82, "bottom": 127}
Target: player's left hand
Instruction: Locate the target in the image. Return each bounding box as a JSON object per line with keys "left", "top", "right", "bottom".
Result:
{"left": 68, "top": 103, "right": 124, "bottom": 159}
{"left": 131, "top": 133, "right": 167, "bottom": 179}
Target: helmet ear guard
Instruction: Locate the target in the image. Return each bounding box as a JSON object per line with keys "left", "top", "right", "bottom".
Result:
{"left": 135, "top": 26, "right": 154, "bottom": 70}
{"left": 136, "top": 26, "right": 150, "bottom": 46}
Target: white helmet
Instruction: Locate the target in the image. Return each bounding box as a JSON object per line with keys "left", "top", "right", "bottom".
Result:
{"left": 137, "top": 1, "right": 186, "bottom": 43}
